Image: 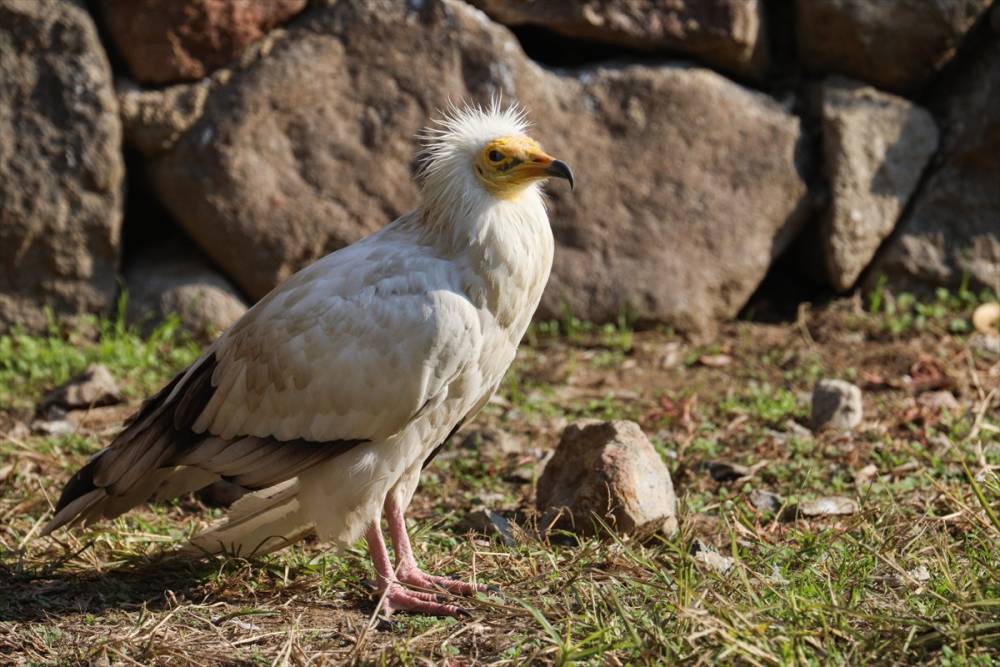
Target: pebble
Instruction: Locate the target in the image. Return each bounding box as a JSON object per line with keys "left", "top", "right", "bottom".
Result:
{"left": 810, "top": 379, "right": 863, "bottom": 432}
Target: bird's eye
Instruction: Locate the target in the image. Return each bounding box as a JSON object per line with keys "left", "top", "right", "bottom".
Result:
{"left": 487, "top": 150, "right": 504, "bottom": 163}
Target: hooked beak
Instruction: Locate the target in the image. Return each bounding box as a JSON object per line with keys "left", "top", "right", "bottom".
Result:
{"left": 545, "top": 159, "right": 575, "bottom": 190}
{"left": 523, "top": 150, "right": 575, "bottom": 191}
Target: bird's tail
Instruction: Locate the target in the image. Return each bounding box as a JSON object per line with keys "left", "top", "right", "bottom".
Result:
{"left": 183, "top": 479, "right": 315, "bottom": 557}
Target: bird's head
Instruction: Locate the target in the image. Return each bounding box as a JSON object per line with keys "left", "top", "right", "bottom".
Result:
{"left": 418, "top": 101, "right": 574, "bottom": 205}
{"left": 473, "top": 135, "right": 574, "bottom": 199}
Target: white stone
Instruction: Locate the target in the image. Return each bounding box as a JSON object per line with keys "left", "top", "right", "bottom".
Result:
{"left": 811, "top": 379, "right": 863, "bottom": 432}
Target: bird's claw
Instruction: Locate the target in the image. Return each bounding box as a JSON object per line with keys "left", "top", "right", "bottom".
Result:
{"left": 397, "top": 569, "right": 489, "bottom": 597}
{"left": 380, "top": 582, "right": 470, "bottom": 618}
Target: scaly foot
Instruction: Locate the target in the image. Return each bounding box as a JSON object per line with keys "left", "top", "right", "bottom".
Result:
{"left": 380, "top": 582, "right": 470, "bottom": 617}
{"left": 366, "top": 521, "right": 471, "bottom": 617}
{"left": 384, "top": 497, "right": 491, "bottom": 599}
{"left": 396, "top": 567, "right": 488, "bottom": 597}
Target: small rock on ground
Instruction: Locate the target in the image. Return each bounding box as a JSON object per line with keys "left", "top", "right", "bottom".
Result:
{"left": 882, "top": 564, "right": 932, "bottom": 588}
{"left": 970, "top": 334, "right": 1000, "bottom": 356}
{"left": 460, "top": 427, "right": 522, "bottom": 455}
{"left": 707, "top": 461, "right": 750, "bottom": 483}
{"left": 690, "top": 539, "right": 734, "bottom": 574}
{"left": 460, "top": 507, "right": 517, "bottom": 546}
{"left": 853, "top": 464, "right": 879, "bottom": 485}
{"left": 811, "top": 379, "right": 863, "bottom": 431}
{"left": 43, "top": 364, "right": 122, "bottom": 411}
{"left": 786, "top": 495, "right": 859, "bottom": 519}
{"left": 917, "top": 390, "right": 960, "bottom": 414}
{"left": 749, "top": 489, "right": 784, "bottom": 514}
{"left": 32, "top": 419, "right": 75, "bottom": 436}
{"left": 972, "top": 303, "right": 999, "bottom": 336}
{"left": 537, "top": 420, "right": 678, "bottom": 538}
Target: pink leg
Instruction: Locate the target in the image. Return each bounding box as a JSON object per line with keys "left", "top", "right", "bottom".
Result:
{"left": 385, "top": 495, "right": 488, "bottom": 597}
{"left": 364, "top": 522, "right": 467, "bottom": 617}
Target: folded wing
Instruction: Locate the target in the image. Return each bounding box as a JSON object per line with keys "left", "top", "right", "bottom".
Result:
{"left": 43, "top": 235, "right": 483, "bottom": 534}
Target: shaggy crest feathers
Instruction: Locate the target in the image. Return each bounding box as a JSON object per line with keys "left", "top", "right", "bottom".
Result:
{"left": 416, "top": 99, "right": 533, "bottom": 229}
{"left": 418, "top": 98, "right": 529, "bottom": 173}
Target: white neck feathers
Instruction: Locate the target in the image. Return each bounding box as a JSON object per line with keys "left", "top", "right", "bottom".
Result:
{"left": 398, "top": 103, "right": 556, "bottom": 330}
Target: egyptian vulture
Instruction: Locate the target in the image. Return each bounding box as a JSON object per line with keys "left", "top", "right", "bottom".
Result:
{"left": 42, "top": 102, "right": 574, "bottom": 617}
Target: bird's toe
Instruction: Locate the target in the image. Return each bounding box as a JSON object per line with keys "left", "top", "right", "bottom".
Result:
{"left": 382, "top": 584, "right": 469, "bottom": 618}
{"left": 397, "top": 569, "right": 488, "bottom": 597}
{"left": 403, "top": 587, "right": 440, "bottom": 602}
{"left": 427, "top": 575, "right": 489, "bottom": 597}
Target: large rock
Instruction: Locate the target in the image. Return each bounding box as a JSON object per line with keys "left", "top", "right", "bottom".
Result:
{"left": 873, "top": 41, "right": 1000, "bottom": 293}
{"left": 138, "top": 0, "right": 808, "bottom": 334}
{"left": 100, "top": 0, "right": 308, "bottom": 85}
{"left": 817, "top": 78, "right": 938, "bottom": 292}
{"left": 538, "top": 66, "right": 807, "bottom": 332}
{"left": 797, "top": 0, "right": 993, "bottom": 94}
{"left": 537, "top": 420, "right": 678, "bottom": 537}
{"left": 124, "top": 240, "right": 248, "bottom": 341}
{"left": 468, "top": 0, "right": 768, "bottom": 78}
{"left": 0, "top": 0, "right": 124, "bottom": 332}
{"left": 118, "top": 78, "right": 215, "bottom": 158}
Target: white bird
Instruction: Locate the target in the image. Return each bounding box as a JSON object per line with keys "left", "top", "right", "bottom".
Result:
{"left": 42, "top": 102, "right": 574, "bottom": 617}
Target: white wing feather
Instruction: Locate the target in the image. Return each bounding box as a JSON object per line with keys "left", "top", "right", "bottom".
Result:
{"left": 192, "top": 227, "right": 485, "bottom": 444}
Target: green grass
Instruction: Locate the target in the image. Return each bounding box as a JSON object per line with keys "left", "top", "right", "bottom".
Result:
{"left": 527, "top": 312, "right": 634, "bottom": 352}
{"left": 718, "top": 382, "right": 804, "bottom": 425}
{"left": 866, "top": 275, "right": 997, "bottom": 338}
{"left": 0, "top": 304, "right": 201, "bottom": 410}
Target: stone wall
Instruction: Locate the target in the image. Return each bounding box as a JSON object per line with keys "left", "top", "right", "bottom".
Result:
{"left": 1, "top": 0, "right": 998, "bottom": 337}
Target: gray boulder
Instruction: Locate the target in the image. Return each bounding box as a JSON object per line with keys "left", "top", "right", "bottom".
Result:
{"left": 816, "top": 78, "right": 938, "bottom": 292}
{"left": 797, "top": 0, "right": 993, "bottom": 94}
{"left": 125, "top": 240, "right": 248, "bottom": 341}
{"left": 0, "top": 0, "right": 124, "bottom": 332}
{"left": 535, "top": 65, "right": 808, "bottom": 334}
{"left": 467, "top": 0, "right": 769, "bottom": 78}
{"left": 118, "top": 78, "right": 215, "bottom": 158}
{"left": 131, "top": 0, "right": 807, "bottom": 335}
{"left": 872, "top": 41, "right": 1000, "bottom": 293}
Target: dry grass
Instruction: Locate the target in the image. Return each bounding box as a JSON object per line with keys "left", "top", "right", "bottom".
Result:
{"left": 1, "top": 292, "right": 999, "bottom": 665}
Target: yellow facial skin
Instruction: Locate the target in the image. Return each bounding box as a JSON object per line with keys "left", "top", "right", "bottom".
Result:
{"left": 474, "top": 136, "right": 574, "bottom": 199}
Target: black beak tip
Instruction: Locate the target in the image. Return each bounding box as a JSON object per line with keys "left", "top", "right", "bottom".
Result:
{"left": 547, "top": 159, "right": 575, "bottom": 191}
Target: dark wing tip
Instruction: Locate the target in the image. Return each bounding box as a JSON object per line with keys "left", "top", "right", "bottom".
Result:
{"left": 53, "top": 455, "right": 99, "bottom": 514}
{"left": 48, "top": 352, "right": 219, "bottom": 529}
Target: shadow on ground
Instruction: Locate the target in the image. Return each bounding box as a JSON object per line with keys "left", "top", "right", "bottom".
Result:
{"left": 0, "top": 546, "right": 376, "bottom": 623}
{"left": 1, "top": 548, "right": 221, "bottom": 622}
